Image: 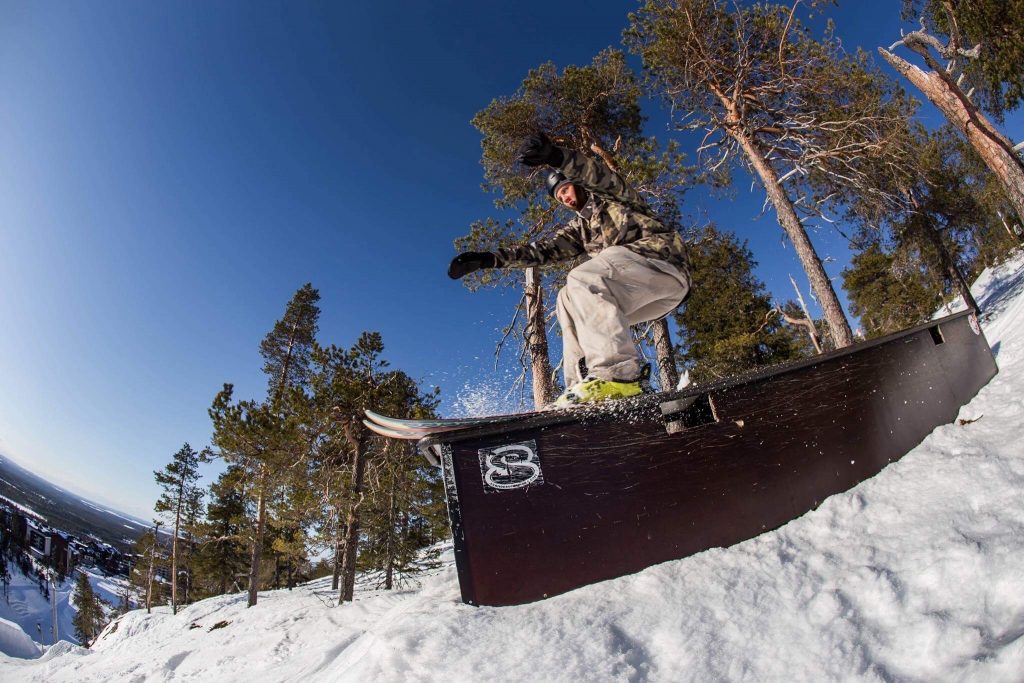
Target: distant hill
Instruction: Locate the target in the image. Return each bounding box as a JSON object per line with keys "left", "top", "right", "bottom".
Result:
{"left": 0, "top": 453, "right": 150, "bottom": 551}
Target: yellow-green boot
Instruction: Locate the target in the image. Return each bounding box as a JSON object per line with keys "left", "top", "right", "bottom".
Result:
{"left": 552, "top": 377, "right": 644, "bottom": 408}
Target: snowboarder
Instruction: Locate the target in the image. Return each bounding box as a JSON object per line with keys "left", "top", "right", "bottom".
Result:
{"left": 449, "top": 132, "right": 691, "bottom": 407}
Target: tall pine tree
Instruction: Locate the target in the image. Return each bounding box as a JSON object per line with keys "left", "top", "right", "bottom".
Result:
{"left": 211, "top": 283, "right": 320, "bottom": 608}
{"left": 842, "top": 242, "right": 942, "bottom": 337}
{"left": 191, "top": 466, "right": 250, "bottom": 598}
{"left": 154, "top": 443, "right": 210, "bottom": 614}
{"left": 71, "top": 571, "right": 108, "bottom": 647}
{"left": 628, "top": 0, "right": 918, "bottom": 349}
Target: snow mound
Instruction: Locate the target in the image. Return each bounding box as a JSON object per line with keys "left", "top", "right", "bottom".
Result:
{"left": 2, "top": 251, "right": 1023, "bottom": 682}
{"left": 0, "top": 617, "right": 41, "bottom": 660}
{"left": 37, "top": 640, "right": 87, "bottom": 662}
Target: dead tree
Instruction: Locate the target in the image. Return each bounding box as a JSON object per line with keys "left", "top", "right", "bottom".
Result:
{"left": 879, "top": 14, "right": 1024, "bottom": 223}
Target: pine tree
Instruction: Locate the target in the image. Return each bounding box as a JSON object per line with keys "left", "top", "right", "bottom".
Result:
{"left": 154, "top": 443, "right": 210, "bottom": 614}
{"left": 842, "top": 242, "right": 942, "bottom": 337}
{"left": 260, "top": 283, "right": 321, "bottom": 398}
{"left": 191, "top": 466, "right": 250, "bottom": 598}
{"left": 71, "top": 571, "right": 108, "bottom": 647}
{"left": 129, "top": 527, "right": 167, "bottom": 613}
{"left": 210, "top": 283, "right": 321, "bottom": 608}
{"left": 0, "top": 556, "right": 10, "bottom": 602}
{"left": 674, "top": 225, "right": 804, "bottom": 383}
{"left": 926, "top": 126, "right": 1023, "bottom": 266}
{"left": 268, "top": 481, "right": 314, "bottom": 591}
{"left": 358, "top": 440, "right": 447, "bottom": 590}
{"left": 842, "top": 123, "right": 1008, "bottom": 315}
{"left": 335, "top": 334, "right": 387, "bottom": 604}
{"left": 307, "top": 334, "right": 443, "bottom": 603}
{"left": 900, "top": 0, "right": 1024, "bottom": 122}
{"left": 179, "top": 485, "right": 205, "bottom": 604}
{"left": 628, "top": 0, "right": 919, "bottom": 349}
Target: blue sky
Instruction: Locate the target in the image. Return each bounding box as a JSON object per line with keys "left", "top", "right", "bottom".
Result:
{"left": 0, "top": 1, "right": 1020, "bottom": 518}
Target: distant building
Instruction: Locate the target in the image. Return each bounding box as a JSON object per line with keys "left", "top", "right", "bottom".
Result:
{"left": 0, "top": 499, "right": 129, "bottom": 577}
{"left": 25, "top": 522, "right": 75, "bottom": 574}
{"left": 0, "top": 507, "right": 34, "bottom": 547}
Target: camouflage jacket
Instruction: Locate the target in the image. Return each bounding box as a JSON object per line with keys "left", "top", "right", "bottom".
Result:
{"left": 495, "top": 149, "right": 690, "bottom": 277}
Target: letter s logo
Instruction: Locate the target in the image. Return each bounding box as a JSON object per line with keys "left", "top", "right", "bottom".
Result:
{"left": 478, "top": 440, "right": 544, "bottom": 492}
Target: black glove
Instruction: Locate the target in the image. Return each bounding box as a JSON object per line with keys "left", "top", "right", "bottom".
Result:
{"left": 448, "top": 251, "right": 497, "bottom": 279}
{"left": 517, "top": 131, "right": 564, "bottom": 167}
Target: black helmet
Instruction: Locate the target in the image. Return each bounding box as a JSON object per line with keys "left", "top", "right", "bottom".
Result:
{"left": 545, "top": 170, "right": 571, "bottom": 197}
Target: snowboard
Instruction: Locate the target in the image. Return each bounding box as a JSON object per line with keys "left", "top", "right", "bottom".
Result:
{"left": 362, "top": 390, "right": 688, "bottom": 441}
{"left": 363, "top": 408, "right": 536, "bottom": 440}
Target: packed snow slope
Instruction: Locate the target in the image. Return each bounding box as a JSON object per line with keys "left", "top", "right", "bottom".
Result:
{"left": 3, "top": 252, "right": 1023, "bottom": 682}
{"left": 0, "top": 618, "right": 40, "bottom": 660}
{"left": 0, "top": 565, "right": 128, "bottom": 655}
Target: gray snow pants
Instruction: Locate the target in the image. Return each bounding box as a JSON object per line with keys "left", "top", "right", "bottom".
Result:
{"left": 556, "top": 245, "right": 690, "bottom": 386}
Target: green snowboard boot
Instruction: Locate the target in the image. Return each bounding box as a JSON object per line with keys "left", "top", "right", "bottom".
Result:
{"left": 552, "top": 377, "right": 644, "bottom": 409}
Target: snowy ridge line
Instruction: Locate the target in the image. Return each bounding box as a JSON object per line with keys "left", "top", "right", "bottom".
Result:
{"left": 0, "top": 493, "right": 45, "bottom": 522}
{"left": 77, "top": 500, "right": 148, "bottom": 528}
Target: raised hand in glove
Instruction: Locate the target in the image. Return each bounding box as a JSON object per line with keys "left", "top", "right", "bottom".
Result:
{"left": 448, "top": 251, "right": 497, "bottom": 280}
{"left": 517, "top": 131, "right": 563, "bottom": 167}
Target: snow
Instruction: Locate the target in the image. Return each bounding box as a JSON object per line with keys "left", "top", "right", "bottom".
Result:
{"left": 2, "top": 251, "right": 1023, "bottom": 681}
{"left": 0, "top": 562, "right": 130, "bottom": 655}
{"left": 0, "top": 618, "right": 40, "bottom": 660}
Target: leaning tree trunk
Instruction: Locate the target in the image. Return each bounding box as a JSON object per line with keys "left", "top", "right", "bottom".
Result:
{"left": 919, "top": 222, "right": 980, "bottom": 313}
{"left": 731, "top": 130, "right": 855, "bottom": 348}
{"left": 879, "top": 48, "right": 1024, "bottom": 225}
{"left": 525, "top": 267, "right": 555, "bottom": 406}
{"left": 339, "top": 426, "right": 368, "bottom": 604}
{"left": 651, "top": 318, "right": 679, "bottom": 390}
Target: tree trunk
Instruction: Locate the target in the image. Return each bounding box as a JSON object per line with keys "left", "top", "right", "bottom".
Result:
{"left": 145, "top": 521, "right": 160, "bottom": 614}
{"left": 924, "top": 225, "right": 980, "bottom": 313}
{"left": 731, "top": 130, "right": 855, "bottom": 348}
{"left": 879, "top": 47, "right": 1024, "bottom": 225}
{"left": 525, "top": 267, "right": 556, "bottom": 406}
{"left": 247, "top": 468, "right": 268, "bottom": 608}
{"left": 218, "top": 520, "right": 230, "bottom": 596}
{"left": 651, "top": 318, "right": 678, "bottom": 390}
{"left": 384, "top": 485, "right": 395, "bottom": 591}
{"left": 331, "top": 517, "right": 343, "bottom": 592}
{"left": 171, "top": 481, "right": 183, "bottom": 615}
{"left": 339, "top": 433, "right": 368, "bottom": 604}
